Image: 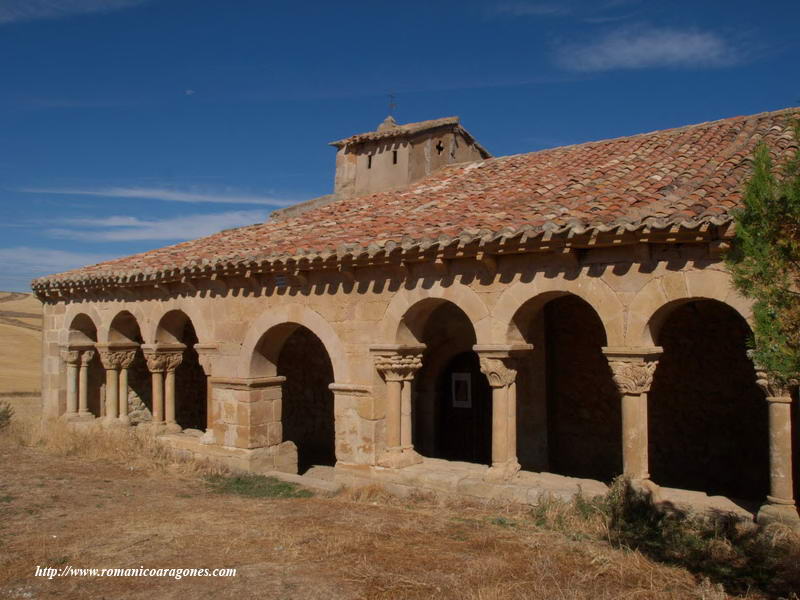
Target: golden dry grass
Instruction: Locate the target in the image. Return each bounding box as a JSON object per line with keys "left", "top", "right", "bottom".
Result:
{"left": 2, "top": 417, "right": 798, "bottom": 600}
{"left": 0, "top": 291, "right": 43, "bottom": 419}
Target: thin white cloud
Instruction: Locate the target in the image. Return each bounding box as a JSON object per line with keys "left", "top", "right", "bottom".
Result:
{"left": 46, "top": 210, "right": 265, "bottom": 242}
{"left": 492, "top": 2, "right": 570, "bottom": 17}
{"left": 19, "top": 186, "right": 292, "bottom": 207}
{"left": 555, "top": 26, "right": 740, "bottom": 71}
{"left": 0, "top": 246, "right": 117, "bottom": 291}
{"left": 0, "top": 0, "right": 148, "bottom": 24}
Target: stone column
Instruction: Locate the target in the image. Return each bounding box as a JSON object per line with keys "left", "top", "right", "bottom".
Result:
{"left": 370, "top": 344, "right": 425, "bottom": 469}
{"left": 60, "top": 349, "right": 80, "bottom": 419}
{"left": 475, "top": 345, "right": 532, "bottom": 481}
{"left": 143, "top": 348, "right": 165, "bottom": 428}
{"left": 117, "top": 350, "right": 137, "bottom": 426}
{"left": 143, "top": 344, "right": 184, "bottom": 432}
{"left": 78, "top": 349, "right": 95, "bottom": 418}
{"left": 754, "top": 368, "right": 800, "bottom": 528}
{"left": 164, "top": 352, "right": 184, "bottom": 433}
{"left": 98, "top": 348, "right": 122, "bottom": 423}
{"left": 602, "top": 347, "right": 662, "bottom": 481}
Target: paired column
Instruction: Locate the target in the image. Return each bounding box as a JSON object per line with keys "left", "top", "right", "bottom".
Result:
{"left": 97, "top": 344, "right": 138, "bottom": 426}
{"left": 754, "top": 368, "right": 800, "bottom": 527}
{"left": 475, "top": 345, "right": 532, "bottom": 481}
{"left": 602, "top": 346, "right": 662, "bottom": 481}
{"left": 142, "top": 344, "right": 185, "bottom": 432}
{"left": 370, "top": 344, "right": 425, "bottom": 468}
{"left": 77, "top": 349, "right": 95, "bottom": 418}
{"left": 60, "top": 346, "right": 97, "bottom": 420}
{"left": 60, "top": 349, "right": 81, "bottom": 419}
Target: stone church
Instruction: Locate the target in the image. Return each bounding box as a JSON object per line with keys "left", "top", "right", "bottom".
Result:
{"left": 33, "top": 108, "right": 800, "bottom": 526}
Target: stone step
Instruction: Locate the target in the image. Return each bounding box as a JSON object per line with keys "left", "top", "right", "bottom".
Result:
{"left": 264, "top": 469, "right": 342, "bottom": 496}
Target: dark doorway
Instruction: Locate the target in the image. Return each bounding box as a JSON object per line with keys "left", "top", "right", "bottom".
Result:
{"left": 437, "top": 352, "right": 492, "bottom": 465}
{"left": 277, "top": 326, "right": 336, "bottom": 474}
{"left": 174, "top": 321, "right": 207, "bottom": 431}
{"left": 648, "top": 299, "right": 769, "bottom": 501}
{"left": 542, "top": 295, "right": 621, "bottom": 481}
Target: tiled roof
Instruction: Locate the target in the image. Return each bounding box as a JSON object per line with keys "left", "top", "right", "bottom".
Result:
{"left": 33, "top": 108, "right": 800, "bottom": 290}
{"left": 330, "top": 116, "right": 461, "bottom": 147}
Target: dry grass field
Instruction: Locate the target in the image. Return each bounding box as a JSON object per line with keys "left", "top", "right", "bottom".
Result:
{"left": 0, "top": 419, "right": 798, "bottom": 600}
{"left": 0, "top": 291, "right": 42, "bottom": 420}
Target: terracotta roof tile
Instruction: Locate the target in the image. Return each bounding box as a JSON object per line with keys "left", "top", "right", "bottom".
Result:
{"left": 33, "top": 108, "right": 800, "bottom": 289}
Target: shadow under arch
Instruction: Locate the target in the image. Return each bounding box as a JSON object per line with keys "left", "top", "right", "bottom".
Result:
{"left": 509, "top": 293, "right": 621, "bottom": 481}
{"left": 647, "top": 298, "right": 769, "bottom": 503}
{"left": 240, "top": 306, "right": 351, "bottom": 383}
{"left": 105, "top": 310, "right": 150, "bottom": 422}
{"left": 66, "top": 313, "right": 103, "bottom": 417}
{"left": 155, "top": 309, "right": 207, "bottom": 430}
{"left": 493, "top": 277, "right": 625, "bottom": 347}
{"left": 399, "top": 298, "right": 492, "bottom": 465}
{"left": 250, "top": 321, "right": 336, "bottom": 474}
{"left": 380, "top": 282, "right": 491, "bottom": 346}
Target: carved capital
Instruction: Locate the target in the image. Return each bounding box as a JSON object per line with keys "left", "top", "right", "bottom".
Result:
{"left": 602, "top": 347, "right": 662, "bottom": 395}
{"left": 79, "top": 349, "right": 95, "bottom": 366}
{"left": 98, "top": 349, "right": 133, "bottom": 371}
{"left": 370, "top": 344, "right": 425, "bottom": 381}
{"left": 60, "top": 349, "right": 81, "bottom": 366}
{"left": 607, "top": 360, "right": 657, "bottom": 395}
{"left": 478, "top": 356, "right": 517, "bottom": 388}
{"left": 373, "top": 353, "right": 423, "bottom": 381}
{"left": 143, "top": 350, "right": 183, "bottom": 373}
{"left": 754, "top": 366, "right": 796, "bottom": 400}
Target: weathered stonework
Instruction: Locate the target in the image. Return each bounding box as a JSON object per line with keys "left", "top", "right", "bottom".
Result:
{"left": 32, "top": 109, "right": 800, "bottom": 527}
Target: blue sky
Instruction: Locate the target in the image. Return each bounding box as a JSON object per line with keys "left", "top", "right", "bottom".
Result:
{"left": 1, "top": 0, "right": 798, "bottom": 291}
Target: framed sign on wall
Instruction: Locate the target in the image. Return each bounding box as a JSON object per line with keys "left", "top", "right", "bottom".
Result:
{"left": 451, "top": 372, "right": 472, "bottom": 408}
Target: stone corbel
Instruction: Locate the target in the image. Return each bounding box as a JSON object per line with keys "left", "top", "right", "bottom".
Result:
{"left": 193, "top": 343, "right": 219, "bottom": 377}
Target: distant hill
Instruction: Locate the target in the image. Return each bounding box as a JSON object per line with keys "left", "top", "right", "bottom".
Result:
{"left": 0, "top": 291, "right": 42, "bottom": 418}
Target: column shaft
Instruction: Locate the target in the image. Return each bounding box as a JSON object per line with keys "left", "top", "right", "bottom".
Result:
{"left": 66, "top": 364, "right": 79, "bottom": 416}
{"left": 151, "top": 371, "right": 164, "bottom": 424}
{"left": 767, "top": 397, "right": 795, "bottom": 504}
{"left": 507, "top": 381, "right": 517, "bottom": 464}
{"left": 400, "top": 379, "right": 413, "bottom": 448}
{"left": 78, "top": 363, "right": 89, "bottom": 416}
{"left": 621, "top": 392, "right": 649, "bottom": 479}
{"left": 105, "top": 369, "right": 119, "bottom": 419}
{"left": 385, "top": 378, "right": 402, "bottom": 449}
{"left": 491, "top": 385, "right": 508, "bottom": 466}
{"left": 165, "top": 370, "right": 177, "bottom": 428}
{"left": 118, "top": 368, "right": 129, "bottom": 422}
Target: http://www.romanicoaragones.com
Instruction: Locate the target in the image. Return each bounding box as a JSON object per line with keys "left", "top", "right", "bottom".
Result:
{"left": 34, "top": 566, "right": 237, "bottom": 580}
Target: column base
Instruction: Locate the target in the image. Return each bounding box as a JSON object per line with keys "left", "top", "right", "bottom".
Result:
{"left": 117, "top": 415, "right": 131, "bottom": 427}
{"left": 164, "top": 422, "right": 182, "bottom": 433}
{"left": 757, "top": 501, "right": 800, "bottom": 530}
{"left": 101, "top": 416, "right": 126, "bottom": 428}
{"left": 377, "top": 446, "right": 423, "bottom": 469}
{"left": 485, "top": 460, "right": 521, "bottom": 482}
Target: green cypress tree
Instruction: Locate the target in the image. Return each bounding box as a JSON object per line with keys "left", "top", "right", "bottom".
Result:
{"left": 725, "top": 119, "right": 800, "bottom": 384}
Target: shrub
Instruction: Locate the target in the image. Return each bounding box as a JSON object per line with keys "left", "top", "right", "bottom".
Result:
{"left": 0, "top": 401, "right": 13, "bottom": 432}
